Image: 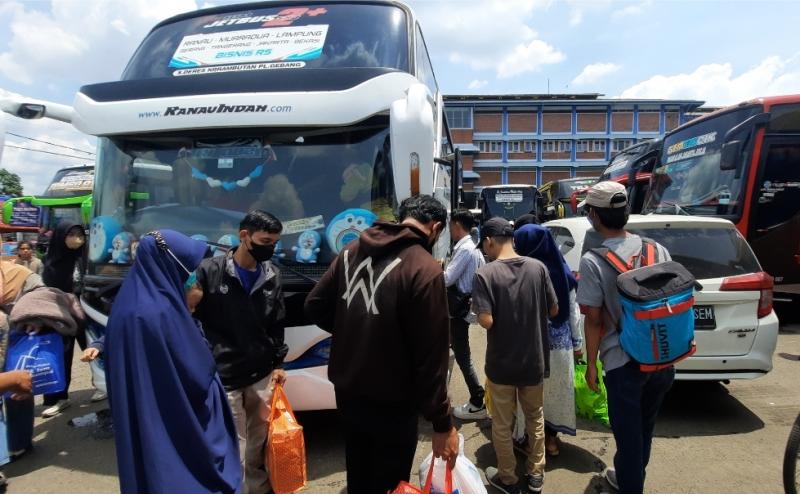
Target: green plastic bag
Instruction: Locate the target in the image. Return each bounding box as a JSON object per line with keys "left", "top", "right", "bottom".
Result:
{"left": 574, "top": 360, "right": 610, "bottom": 427}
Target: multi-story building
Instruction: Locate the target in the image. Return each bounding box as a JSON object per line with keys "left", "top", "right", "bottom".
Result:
{"left": 444, "top": 94, "right": 705, "bottom": 190}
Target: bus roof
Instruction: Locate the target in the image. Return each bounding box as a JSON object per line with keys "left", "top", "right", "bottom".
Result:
{"left": 666, "top": 94, "right": 800, "bottom": 135}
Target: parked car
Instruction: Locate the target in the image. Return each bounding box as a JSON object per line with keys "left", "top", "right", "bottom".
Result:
{"left": 544, "top": 215, "right": 779, "bottom": 380}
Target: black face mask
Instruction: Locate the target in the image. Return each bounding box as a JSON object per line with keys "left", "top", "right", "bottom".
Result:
{"left": 247, "top": 238, "right": 276, "bottom": 263}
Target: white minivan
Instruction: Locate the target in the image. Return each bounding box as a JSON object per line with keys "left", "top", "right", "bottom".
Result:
{"left": 545, "top": 215, "right": 779, "bottom": 380}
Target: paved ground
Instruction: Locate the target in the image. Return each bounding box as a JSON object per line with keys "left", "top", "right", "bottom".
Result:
{"left": 4, "top": 309, "right": 800, "bottom": 493}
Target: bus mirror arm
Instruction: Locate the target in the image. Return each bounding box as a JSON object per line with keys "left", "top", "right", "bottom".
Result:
{"left": 0, "top": 97, "right": 74, "bottom": 123}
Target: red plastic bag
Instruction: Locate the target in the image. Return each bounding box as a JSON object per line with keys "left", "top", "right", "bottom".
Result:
{"left": 392, "top": 458, "right": 452, "bottom": 494}
{"left": 267, "top": 383, "right": 307, "bottom": 494}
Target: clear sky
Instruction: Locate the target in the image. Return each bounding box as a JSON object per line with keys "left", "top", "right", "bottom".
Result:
{"left": 1, "top": 0, "right": 799, "bottom": 194}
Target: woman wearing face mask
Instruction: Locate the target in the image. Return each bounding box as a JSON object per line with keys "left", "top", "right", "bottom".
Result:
{"left": 41, "top": 220, "right": 92, "bottom": 417}
{"left": 15, "top": 242, "right": 43, "bottom": 276}
{"left": 106, "top": 230, "right": 241, "bottom": 494}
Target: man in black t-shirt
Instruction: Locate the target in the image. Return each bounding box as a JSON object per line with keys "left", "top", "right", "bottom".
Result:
{"left": 472, "top": 217, "right": 558, "bottom": 494}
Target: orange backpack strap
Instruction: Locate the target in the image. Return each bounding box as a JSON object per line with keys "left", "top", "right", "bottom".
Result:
{"left": 640, "top": 238, "right": 659, "bottom": 267}
{"left": 591, "top": 247, "right": 630, "bottom": 274}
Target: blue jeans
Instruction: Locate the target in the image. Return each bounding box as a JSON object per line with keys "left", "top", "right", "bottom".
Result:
{"left": 4, "top": 397, "right": 34, "bottom": 453}
{"left": 605, "top": 363, "right": 675, "bottom": 494}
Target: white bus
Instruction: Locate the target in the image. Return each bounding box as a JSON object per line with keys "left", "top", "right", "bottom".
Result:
{"left": 2, "top": 1, "right": 458, "bottom": 410}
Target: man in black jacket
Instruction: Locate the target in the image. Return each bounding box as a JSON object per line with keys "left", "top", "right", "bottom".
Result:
{"left": 305, "top": 195, "right": 458, "bottom": 494}
{"left": 193, "top": 210, "right": 287, "bottom": 494}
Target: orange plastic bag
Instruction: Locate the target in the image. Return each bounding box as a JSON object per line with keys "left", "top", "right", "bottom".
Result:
{"left": 392, "top": 458, "right": 452, "bottom": 494}
{"left": 267, "top": 383, "right": 307, "bottom": 494}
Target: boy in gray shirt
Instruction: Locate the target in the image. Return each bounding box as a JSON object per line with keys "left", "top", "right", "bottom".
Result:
{"left": 577, "top": 181, "right": 673, "bottom": 494}
{"left": 472, "top": 217, "right": 558, "bottom": 494}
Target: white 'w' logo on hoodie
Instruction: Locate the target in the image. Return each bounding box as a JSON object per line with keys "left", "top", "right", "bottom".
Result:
{"left": 342, "top": 250, "right": 402, "bottom": 315}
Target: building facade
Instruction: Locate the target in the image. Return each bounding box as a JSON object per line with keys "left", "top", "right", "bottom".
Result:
{"left": 443, "top": 94, "right": 705, "bottom": 190}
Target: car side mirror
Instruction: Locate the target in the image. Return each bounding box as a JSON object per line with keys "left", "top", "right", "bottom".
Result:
{"left": 720, "top": 140, "right": 743, "bottom": 171}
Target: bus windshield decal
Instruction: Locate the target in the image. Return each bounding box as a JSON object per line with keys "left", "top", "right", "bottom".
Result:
{"left": 169, "top": 25, "right": 330, "bottom": 69}
{"left": 203, "top": 7, "right": 329, "bottom": 29}
{"left": 174, "top": 61, "right": 305, "bottom": 76}
{"left": 495, "top": 191, "right": 524, "bottom": 203}
{"left": 666, "top": 131, "right": 717, "bottom": 156}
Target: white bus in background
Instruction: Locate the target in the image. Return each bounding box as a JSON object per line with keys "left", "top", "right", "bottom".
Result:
{"left": 2, "top": 1, "right": 459, "bottom": 410}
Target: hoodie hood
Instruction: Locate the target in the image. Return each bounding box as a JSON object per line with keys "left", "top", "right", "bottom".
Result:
{"left": 43, "top": 219, "right": 84, "bottom": 292}
{"left": 359, "top": 221, "right": 429, "bottom": 257}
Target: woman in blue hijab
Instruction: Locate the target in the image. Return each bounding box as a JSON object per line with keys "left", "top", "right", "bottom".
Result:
{"left": 514, "top": 224, "right": 583, "bottom": 456}
{"left": 106, "top": 230, "right": 241, "bottom": 494}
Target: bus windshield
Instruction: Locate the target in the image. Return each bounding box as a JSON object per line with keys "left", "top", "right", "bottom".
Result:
{"left": 43, "top": 167, "right": 94, "bottom": 198}
{"left": 123, "top": 3, "right": 409, "bottom": 79}
{"left": 90, "top": 122, "right": 396, "bottom": 271}
{"left": 555, "top": 178, "right": 595, "bottom": 200}
{"left": 643, "top": 107, "right": 760, "bottom": 217}
{"left": 481, "top": 187, "right": 537, "bottom": 221}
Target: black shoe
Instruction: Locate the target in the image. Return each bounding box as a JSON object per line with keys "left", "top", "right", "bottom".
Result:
{"left": 525, "top": 473, "right": 544, "bottom": 493}
{"left": 485, "top": 467, "right": 520, "bottom": 494}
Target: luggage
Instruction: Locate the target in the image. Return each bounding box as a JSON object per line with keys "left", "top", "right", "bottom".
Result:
{"left": 266, "top": 383, "right": 306, "bottom": 494}
{"left": 4, "top": 331, "right": 65, "bottom": 395}
{"left": 592, "top": 239, "right": 700, "bottom": 371}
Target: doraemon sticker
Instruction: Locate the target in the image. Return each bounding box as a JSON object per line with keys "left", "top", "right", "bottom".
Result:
{"left": 89, "top": 216, "right": 122, "bottom": 263}
{"left": 282, "top": 215, "right": 325, "bottom": 236}
{"left": 293, "top": 230, "right": 321, "bottom": 264}
{"left": 325, "top": 209, "right": 377, "bottom": 254}
{"left": 169, "top": 25, "right": 329, "bottom": 69}
{"left": 109, "top": 232, "right": 136, "bottom": 264}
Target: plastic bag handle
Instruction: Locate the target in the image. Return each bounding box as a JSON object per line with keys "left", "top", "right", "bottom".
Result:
{"left": 422, "top": 457, "right": 453, "bottom": 494}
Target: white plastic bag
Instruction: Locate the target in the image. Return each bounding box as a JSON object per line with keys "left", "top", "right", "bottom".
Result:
{"left": 418, "top": 434, "right": 487, "bottom": 494}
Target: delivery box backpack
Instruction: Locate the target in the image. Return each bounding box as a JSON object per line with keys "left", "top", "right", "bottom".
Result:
{"left": 592, "top": 238, "right": 700, "bottom": 371}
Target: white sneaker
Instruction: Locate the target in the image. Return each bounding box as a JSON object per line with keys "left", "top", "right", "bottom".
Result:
{"left": 42, "top": 400, "right": 71, "bottom": 418}
{"left": 453, "top": 402, "right": 489, "bottom": 421}
{"left": 90, "top": 390, "right": 108, "bottom": 402}
{"left": 604, "top": 468, "right": 619, "bottom": 491}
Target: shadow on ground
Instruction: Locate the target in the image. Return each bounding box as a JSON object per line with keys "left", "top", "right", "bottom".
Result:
{"left": 655, "top": 381, "right": 764, "bottom": 437}
{"left": 4, "top": 389, "right": 117, "bottom": 479}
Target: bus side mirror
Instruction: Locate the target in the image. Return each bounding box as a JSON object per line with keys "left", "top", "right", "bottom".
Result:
{"left": 720, "top": 140, "right": 743, "bottom": 171}
{"left": 16, "top": 103, "right": 46, "bottom": 120}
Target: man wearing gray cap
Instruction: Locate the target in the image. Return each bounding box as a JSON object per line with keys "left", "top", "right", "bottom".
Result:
{"left": 576, "top": 181, "right": 673, "bottom": 494}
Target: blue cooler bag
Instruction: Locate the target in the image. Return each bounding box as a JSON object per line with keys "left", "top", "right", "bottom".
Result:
{"left": 4, "top": 331, "right": 66, "bottom": 395}
{"left": 593, "top": 239, "right": 700, "bottom": 371}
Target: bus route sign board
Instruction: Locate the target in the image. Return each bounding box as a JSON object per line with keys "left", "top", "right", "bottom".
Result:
{"left": 10, "top": 201, "right": 41, "bottom": 228}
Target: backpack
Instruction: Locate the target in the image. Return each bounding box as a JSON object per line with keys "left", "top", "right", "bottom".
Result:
{"left": 592, "top": 238, "right": 700, "bottom": 372}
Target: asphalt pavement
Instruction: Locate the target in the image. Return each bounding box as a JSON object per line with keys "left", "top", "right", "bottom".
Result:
{"left": 4, "top": 313, "right": 800, "bottom": 493}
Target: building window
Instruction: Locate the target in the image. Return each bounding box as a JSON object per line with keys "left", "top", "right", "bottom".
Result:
{"left": 477, "top": 141, "right": 503, "bottom": 153}
{"left": 576, "top": 140, "right": 606, "bottom": 152}
{"left": 445, "top": 107, "right": 473, "bottom": 129}
{"left": 508, "top": 141, "right": 521, "bottom": 153}
{"left": 524, "top": 141, "right": 535, "bottom": 152}
{"left": 542, "top": 140, "right": 571, "bottom": 153}
{"left": 612, "top": 139, "right": 634, "bottom": 152}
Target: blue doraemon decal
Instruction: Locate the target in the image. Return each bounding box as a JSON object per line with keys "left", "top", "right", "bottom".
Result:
{"left": 89, "top": 216, "right": 121, "bottom": 263}
{"left": 274, "top": 240, "right": 287, "bottom": 260}
{"left": 293, "top": 230, "right": 321, "bottom": 264}
{"left": 325, "top": 208, "right": 377, "bottom": 254}
{"left": 109, "top": 232, "right": 136, "bottom": 264}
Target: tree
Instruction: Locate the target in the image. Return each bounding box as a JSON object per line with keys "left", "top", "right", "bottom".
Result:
{"left": 0, "top": 168, "right": 24, "bottom": 196}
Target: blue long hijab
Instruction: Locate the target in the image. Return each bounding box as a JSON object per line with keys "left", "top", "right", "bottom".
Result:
{"left": 514, "top": 224, "right": 577, "bottom": 325}
{"left": 106, "top": 230, "right": 241, "bottom": 494}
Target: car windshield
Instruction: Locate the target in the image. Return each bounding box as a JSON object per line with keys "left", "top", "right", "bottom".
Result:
{"left": 482, "top": 187, "right": 537, "bottom": 221}
{"left": 582, "top": 225, "right": 761, "bottom": 279}
{"left": 123, "top": 3, "right": 409, "bottom": 79}
{"left": 643, "top": 107, "right": 761, "bottom": 217}
{"left": 90, "top": 122, "right": 396, "bottom": 271}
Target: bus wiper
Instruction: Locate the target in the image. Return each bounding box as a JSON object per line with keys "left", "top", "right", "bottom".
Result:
{"left": 656, "top": 201, "right": 692, "bottom": 216}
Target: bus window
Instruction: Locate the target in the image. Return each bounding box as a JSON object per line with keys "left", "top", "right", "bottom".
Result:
{"left": 754, "top": 142, "right": 800, "bottom": 231}
{"left": 414, "top": 24, "right": 438, "bottom": 97}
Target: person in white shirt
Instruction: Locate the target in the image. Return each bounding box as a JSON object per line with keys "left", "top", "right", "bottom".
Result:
{"left": 444, "top": 209, "right": 487, "bottom": 420}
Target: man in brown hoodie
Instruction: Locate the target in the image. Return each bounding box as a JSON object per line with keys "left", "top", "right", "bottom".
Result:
{"left": 305, "top": 195, "right": 458, "bottom": 494}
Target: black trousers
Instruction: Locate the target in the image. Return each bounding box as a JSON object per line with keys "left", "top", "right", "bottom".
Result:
{"left": 43, "top": 330, "right": 87, "bottom": 406}
{"left": 450, "top": 317, "right": 485, "bottom": 407}
{"left": 337, "top": 393, "right": 419, "bottom": 494}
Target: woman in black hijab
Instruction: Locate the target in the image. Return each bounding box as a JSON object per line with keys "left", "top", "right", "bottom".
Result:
{"left": 41, "top": 220, "right": 90, "bottom": 417}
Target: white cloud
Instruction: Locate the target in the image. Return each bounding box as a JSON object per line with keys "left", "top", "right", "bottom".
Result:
{"left": 0, "top": 0, "right": 198, "bottom": 85}
{"left": 612, "top": 0, "right": 652, "bottom": 18}
{"left": 496, "top": 40, "right": 566, "bottom": 79}
{"left": 620, "top": 55, "right": 800, "bottom": 106}
{"left": 413, "top": 0, "right": 565, "bottom": 79}
{"left": 563, "top": 0, "right": 613, "bottom": 26}
{"left": 468, "top": 79, "right": 488, "bottom": 90}
{"left": 1, "top": 88, "right": 96, "bottom": 195}
{"left": 572, "top": 62, "right": 621, "bottom": 86}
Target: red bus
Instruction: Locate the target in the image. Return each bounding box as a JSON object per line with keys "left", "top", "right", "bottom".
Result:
{"left": 643, "top": 95, "right": 800, "bottom": 299}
